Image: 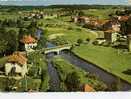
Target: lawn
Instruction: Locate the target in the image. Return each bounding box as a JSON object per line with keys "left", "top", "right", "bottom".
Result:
{"left": 73, "top": 44, "right": 131, "bottom": 83}
{"left": 39, "top": 18, "right": 98, "bottom": 44}
{"left": 0, "top": 56, "right": 8, "bottom": 66}
{"left": 83, "top": 8, "right": 116, "bottom": 19}
{"left": 53, "top": 56, "right": 107, "bottom": 91}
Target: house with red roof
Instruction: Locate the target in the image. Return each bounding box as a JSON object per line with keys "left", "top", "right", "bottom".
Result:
{"left": 20, "top": 35, "right": 38, "bottom": 52}
{"left": 117, "top": 15, "right": 130, "bottom": 22}
{"left": 103, "top": 19, "right": 121, "bottom": 32}
{"left": 5, "top": 51, "right": 28, "bottom": 77}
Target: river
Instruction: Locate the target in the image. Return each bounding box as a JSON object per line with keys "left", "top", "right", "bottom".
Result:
{"left": 38, "top": 27, "right": 131, "bottom": 91}
{"left": 61, "top": 51, "right": 131, "bottom": 91}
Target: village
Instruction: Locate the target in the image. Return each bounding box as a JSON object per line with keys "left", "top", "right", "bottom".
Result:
{"left": 0, "top": 5, "right": 131, "bottom": 92}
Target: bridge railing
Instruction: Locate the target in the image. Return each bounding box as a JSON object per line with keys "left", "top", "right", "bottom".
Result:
{"left": 45, "top": 44, "right": 72, "bottom": 50}
{"left": 36, "top": 44, "right": 72, "bottom": 53}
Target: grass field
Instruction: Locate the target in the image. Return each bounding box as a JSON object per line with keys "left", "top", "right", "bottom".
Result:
{"left": 0, "top": 56, "right": 8, "bottom": 66}
{"left": 39, "top": 18, "right": 98, "bottom": 44}
{"left": 83, "top": 8, "right": 116, "bottom": 19}
{"left": 73, "top": 44, "right": 131, "bottom": 83}
{"left": 0, "top": 12, "right": 20, "bottom": 20}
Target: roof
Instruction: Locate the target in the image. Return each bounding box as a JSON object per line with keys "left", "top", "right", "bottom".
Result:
{"left": 7, "top": 52, "right": 27, "bottom": 65}
{"left": 104, "top": 29, "right": 115, "bottom": 33}
{"left": 84, "top": 84, "right": 95, "bottom": 92}
{"left": 118, "top": 16, "right": 130, "bottom": 22}
{"left": 96, "top": 19, "right": 109, "bottom": 25}
{"left": 20, "top": 35, "right": 37, "bottom": 44}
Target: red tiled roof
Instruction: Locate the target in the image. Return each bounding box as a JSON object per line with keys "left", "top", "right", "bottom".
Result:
{"left": 84, "top": 84, "right": 95, "bottom": 92}
{"left": 118, "top": 16, "right": 130, "bottom": 22}
{"left": 7, "top": 51, "right": 27, "bottom": 65}
{"left": 20, "top": 35, "right": 37, "bottom": 44}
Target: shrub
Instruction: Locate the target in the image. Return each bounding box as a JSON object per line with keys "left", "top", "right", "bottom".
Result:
{"left": 77, "top": 39, "right": 83, "bottom": 46}
{"left": 28, "top": 52, "right": 49, "bottom": 91}
{"left": 65, "top": 72, "right": 81, "bottom": 91}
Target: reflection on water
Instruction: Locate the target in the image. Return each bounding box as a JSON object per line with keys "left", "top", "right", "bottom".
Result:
{"left": 46, "top": 53, "right": 60, "bottom": 92}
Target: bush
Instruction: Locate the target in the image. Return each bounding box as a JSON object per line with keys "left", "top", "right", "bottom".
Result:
{"left": 53, "top": 57, "right": 107, "bottom": 91}
{"left": 40, "top": 69, "right": 50, "bottom": 91}
{"left": 65, "top": 72, "right": 81, "bottom": 91}
{"left": 67, "top": 27, "right": 73, "bottom": 30}
{"left": 51, "top": 37, "right": 69, "bottom": 45}
{"left": 77, "top": 39, "right": 83, "bottom": 46}
{"left": 27, "top": 52, "right": 49, "bottom": 91}
{"left": 92, "top": 41, "right": 98, "bottom": 45}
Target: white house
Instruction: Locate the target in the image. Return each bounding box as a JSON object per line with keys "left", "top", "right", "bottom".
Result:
{"left": 5, "top": 52, "right": 28, "bottom": 77}
{"left": 20, "top": 35, "right": 38, "bottom": 52}
{"left": 104, "top": 29, "right": 119, "bottom": 43}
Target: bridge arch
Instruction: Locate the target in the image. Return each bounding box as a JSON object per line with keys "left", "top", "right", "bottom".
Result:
{"left": 44, "top": 45, "right": 72, "bottom": 55}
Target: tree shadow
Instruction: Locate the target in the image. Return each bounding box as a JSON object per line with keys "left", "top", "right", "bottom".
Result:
{"left": 112, "top": 44, "right": 128, "bottom": 50}
{"left": 122, "top": 69, "right": 131, "bottom": 75}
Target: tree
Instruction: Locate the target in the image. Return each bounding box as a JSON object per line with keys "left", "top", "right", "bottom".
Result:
{"left": 28, "top": 21, "right": 38, "bottom": 28}
{"left": 17, "top": 19, "right": 24, "bottom": 28}
{"left": 27, "top": 21, "right": 38, "bottom": 37}
{"left": 78, "top": 10, "right": 85, "bottom": 16}
{"left": 0, "top": 29, "right": 18, "bottom": 55}
{"left": 28, "top": 27, "right": 37, "bottom": 37}
{"left": 77, "top": 39, "right": 83, "bottom": 46}
{"left": 86, "top": 38, "right": 90, "bottom": 43}
{"left": 6, "top": 30, "right": 19, "bottom": 53}
{"left": 64, "top": 72, "right": 81, "bottom": 91}
{"left": 0, "top": 40, "right": 8, "bottom": 56}
{"left": 37, "top": 35, "right": 47, "bottom": 49}
{"left": 122, "top": 17, "right": 131, "bottom": 51}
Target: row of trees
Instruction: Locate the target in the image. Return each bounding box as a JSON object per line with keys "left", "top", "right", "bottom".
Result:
{"left": 0, "top": 19, "right": 46, "bottom": 57}
{"left": 0, "top": 19, "right": 25, "bottom": 28}
{"left": 0, "top": 28, "right": 18, "bottom": 57}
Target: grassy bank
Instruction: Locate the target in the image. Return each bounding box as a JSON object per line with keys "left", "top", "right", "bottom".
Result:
{"left": 27, "top": 52, "right": 50, "bottom": 92}
{"left": 53, "top": 56, "right": 107, "bottom": 91}
{"left": 73, "top": 44, "right": 131, "bottom": 83}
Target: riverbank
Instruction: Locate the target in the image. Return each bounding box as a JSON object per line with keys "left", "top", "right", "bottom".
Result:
{"left": 73, "top": 44, "right": 131, "bottom": 84}
{"left": 53, "top": 56, "right": 107, "bottom": 91}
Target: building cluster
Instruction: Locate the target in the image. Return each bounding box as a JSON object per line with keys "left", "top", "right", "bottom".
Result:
{"left": 0, "top": 34, "right": 38, "bottom": 79}
{"left": 72, "top": 15, "right": 131, "bottom": 46}
{"left": 22, "top": 11, "right": 58, "bottom": 20}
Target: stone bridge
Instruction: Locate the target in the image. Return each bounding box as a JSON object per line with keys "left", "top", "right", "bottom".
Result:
{"left": 41, "top": 45, "right": 72, "bottom": 55}
{"left": 44, "top": 45, "right": 72, "bottom": 54}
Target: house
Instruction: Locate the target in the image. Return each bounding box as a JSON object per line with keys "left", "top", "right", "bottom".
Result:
{"left": 103, "top": 19, "right": 121, "bottom": 32}
{"left": 104, "top": 29, "right": 119, "bottom": 43}
{"left": 5, "top": 52, "right": 28, "bottom": 77}
{"left": 88, "top": 19, "right": 108, "bottom": 30}
{"left": 117, "top": 15, "right": 130, "bottom": 22}
{"left": 20, "top": 35, "right": 38, "bottom": 52}
{"left": 72, "top": 16, "right": 90, "bottom": 24}
{"left": 83, "top": 84, "right": 95, "bottom": 92}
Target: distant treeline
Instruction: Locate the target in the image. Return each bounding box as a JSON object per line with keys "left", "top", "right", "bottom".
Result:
{"left": 0, "top": 5, "right": 131, "bottom": 11}
{"left": 48, "top": 5, "right": 130, "bottom": 9}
